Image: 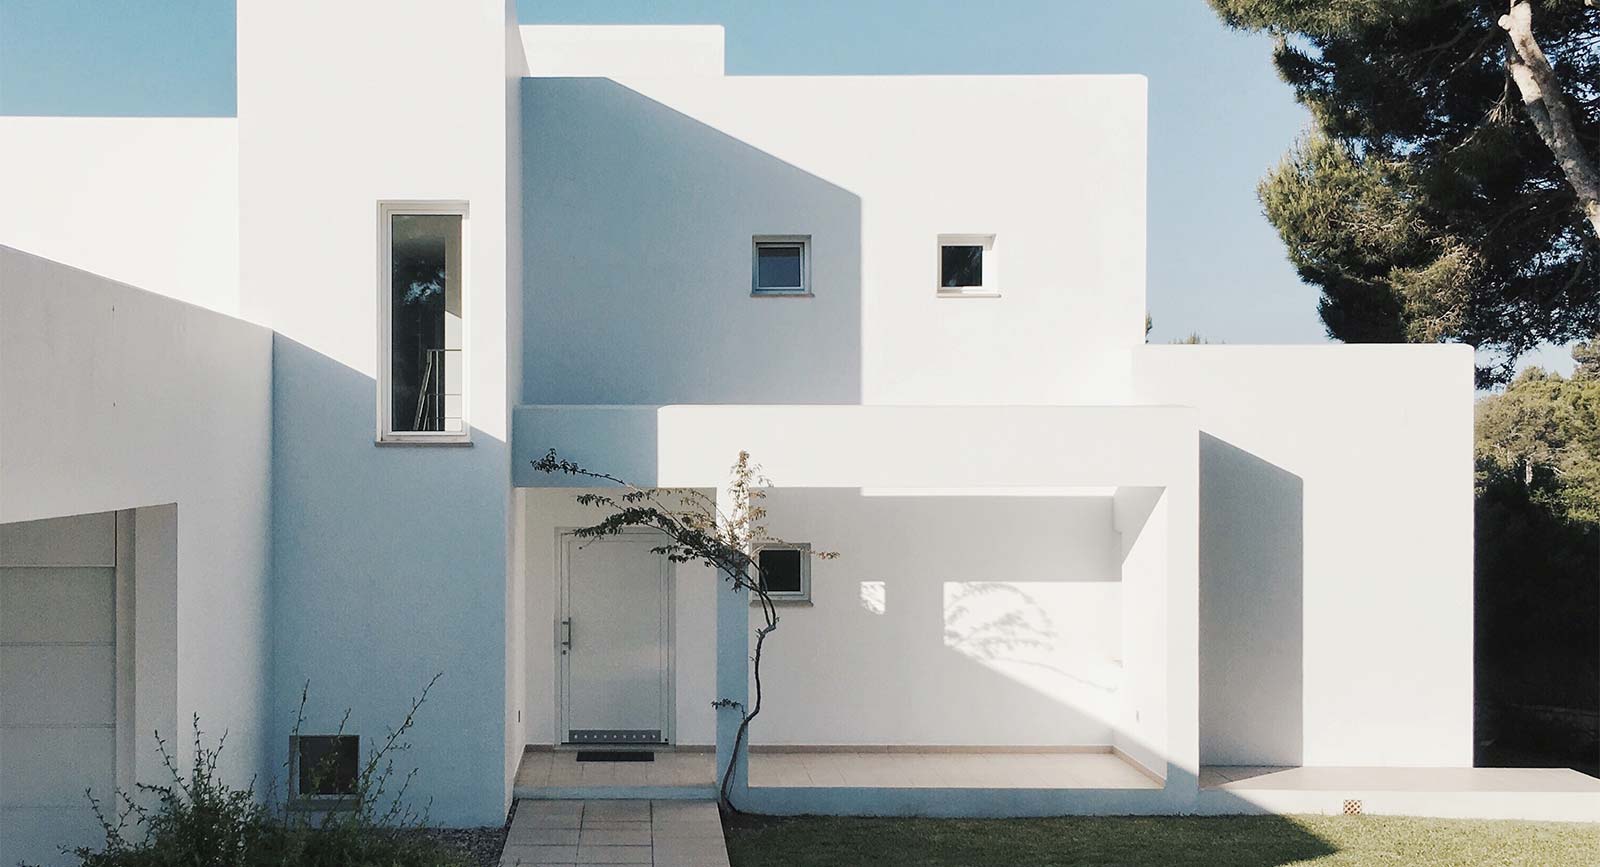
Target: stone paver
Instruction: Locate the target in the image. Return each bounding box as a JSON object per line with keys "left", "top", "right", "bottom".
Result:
{"left": 501, "top": 799, "right": 730, "bottom": 867}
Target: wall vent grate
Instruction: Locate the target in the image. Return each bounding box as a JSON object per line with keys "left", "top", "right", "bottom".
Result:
{"left": 1342, "top": 799, "right": 1363, "bottom": 816}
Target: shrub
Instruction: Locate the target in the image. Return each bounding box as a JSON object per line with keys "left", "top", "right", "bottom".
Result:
{"left": 48, "top": 676, "right": 471, "bottom": 867}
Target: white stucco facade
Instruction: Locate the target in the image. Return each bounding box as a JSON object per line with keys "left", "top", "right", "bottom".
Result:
{"left": 0, "top": 6, "right": 1495, "bottom": 854}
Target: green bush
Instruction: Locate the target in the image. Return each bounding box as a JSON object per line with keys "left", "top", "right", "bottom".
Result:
{"left": 47, "top": 676, "right": 472, "bottom": 867}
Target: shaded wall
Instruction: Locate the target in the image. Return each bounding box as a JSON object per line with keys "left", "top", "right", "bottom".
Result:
{"left": 1135, "top": 344, "right": 1473, "bottom": 767}
{"left": 238, "top": 0, "right": 520, "bottom": 824}
{"left": 1197, "top": 435, "right": 1302, "bottom": 765}
{"left": 0, "top": 247, "right": 272, "bottom": 795}
{"left": 520, "top": 73, "right": 1147, "bottom": 406}
{"left": 523, "top": 77, "right": 862, "bottom": 404}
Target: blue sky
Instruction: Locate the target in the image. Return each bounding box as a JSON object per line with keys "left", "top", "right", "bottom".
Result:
{"left": 6, "top": 0, "right": 1570, "bottom": 369}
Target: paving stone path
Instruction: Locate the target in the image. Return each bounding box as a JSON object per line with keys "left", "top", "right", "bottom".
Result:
{"left": 500, "top": 799, "right": 731, "bottom": 867}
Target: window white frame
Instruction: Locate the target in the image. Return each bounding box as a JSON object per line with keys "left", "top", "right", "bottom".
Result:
{"left": 752, "top": 541, "right": 812, "bottom": 602}
{"left": 937, "top": 233, "right": 999, "bottom": 298}
{"left": 751, "top": 235, "right": 812, "bottom": 296}
{"left": 377, "top": 201, "right": 471, "bottom": 444}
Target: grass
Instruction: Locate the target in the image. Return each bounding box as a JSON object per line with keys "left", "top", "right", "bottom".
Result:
{"left": 722, "top": 813, "right": 1600, "bottom": 866}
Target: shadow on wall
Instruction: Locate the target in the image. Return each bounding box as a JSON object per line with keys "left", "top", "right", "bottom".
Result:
{"left": 512, "top": 405, "right": 660, "bottom": 487}
{"left": 750, "top": 489, "right": 1125, "bottom": 747}
{"left": 522, "top": 77, "right": 863, "bottom": 404}
{"left": 1199, "top": 433, "right": 1304, "bottom": 767}
{"left": 268, "top": 334, "right": 509, "bottom": 825}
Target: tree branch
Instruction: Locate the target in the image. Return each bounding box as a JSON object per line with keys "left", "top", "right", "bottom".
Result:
{"left": 1500, "top": 0, "right": 1600, "bottom": 239}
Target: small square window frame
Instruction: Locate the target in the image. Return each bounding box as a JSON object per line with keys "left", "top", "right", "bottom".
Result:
{"left": 751, "top": 235, "right": 813, "bottom": 297}
{"left": 752, "top": 541, "right": 812, "bottom": 603}
{"left": 377, "top": 200, "right": 473, "bottom": 446}
{"left": 288, "top": 734, "right": 361, "bottom": 810}
{"left": 937, "top": 233, "right": 999, "bottom": 298}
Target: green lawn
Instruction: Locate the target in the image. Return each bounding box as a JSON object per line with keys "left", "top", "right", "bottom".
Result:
{"left": 722, "top": 813, "right": 1600, "bottom": 866}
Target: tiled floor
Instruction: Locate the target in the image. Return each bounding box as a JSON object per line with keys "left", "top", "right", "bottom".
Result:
{"left": 748, "top": 750, "right": 1160, "bottom": 789}
{"left": 501, "top": 799, "right": 729, "bottom": 867}
{"left": 1201, "top": 765, "right": 1600, "bottom": 792}
{"left": 514, "top": 750, "right": 716, "bottom": 791}
{"left": 512, "top": 748, "right": 1160, "bottom": 795}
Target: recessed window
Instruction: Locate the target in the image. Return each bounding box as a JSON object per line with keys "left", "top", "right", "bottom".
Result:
{"left": 938, "top": 234, "right": 997, "bottom": 297}
{"left": 292, "top": 735, "right": 360, "bottom": 798}
{"left": 380, "top": 202, "right": 469, "bottom": 443}
{"left": 752, "top": 236, "right": 811, "bottom": 296}
{"left": 755, "top": 543, "right": 811, "bottom": 602}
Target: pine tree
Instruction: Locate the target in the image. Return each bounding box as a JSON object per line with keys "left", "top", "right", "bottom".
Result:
{"left": 1212, "top": 0, "right": 1600, "bottom": 384}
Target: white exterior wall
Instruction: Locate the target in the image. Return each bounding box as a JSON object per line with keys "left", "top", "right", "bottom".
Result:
{"left": 0, "top": 119, "right": 240, "bottom": 316}
{"left": 238, "top": 0, "right": 521, "bottom": 824}
{"left": 516, "top": 403, "right": 1201, "bottom": 782}
{"left": 0, "top": 248, "right": 273, "bottom": 795}
{"left": 1114, "top": 487, "right": 1169, "bottom": 779}
{"left": 1133, "top": 345, "right": 1475, "bottom": 768}
{"left": 521, "top": 25, "right": 724, "bottom": 78}
{"left": 521, "top": 73, "right": 1146, "bottom": 406}
{"left": 753, "top": 489, "right": 1124, "bottom": 747}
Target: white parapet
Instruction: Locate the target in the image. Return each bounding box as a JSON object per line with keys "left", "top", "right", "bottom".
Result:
{"left": 521, "top": 25, "right": 725, "bottom": 78}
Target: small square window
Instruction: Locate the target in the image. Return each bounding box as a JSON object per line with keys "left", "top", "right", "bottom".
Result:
{"left": 754, "top": 543, "right": 811, "bottom": 601}
{"left": 942, "top": 246, "right": 983, "bottom": 288}
{"left": 938, "top": 234, "right": 997, "bottom": 296}
{"left": 753, "top": 236, "right": 811, "bottom": 295}
{"left": 292, "top": 735, "right": 360, "bottom": 799}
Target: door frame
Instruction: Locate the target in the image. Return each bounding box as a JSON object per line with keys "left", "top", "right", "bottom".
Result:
{"left": 555, "top": 528, "right": 675, "bottom": 746}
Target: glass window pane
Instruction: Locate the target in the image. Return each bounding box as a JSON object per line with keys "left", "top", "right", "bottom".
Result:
{"left": 758, "top": 548, "right": 804, "bottom": 594}
{"left": 941, "top": 245, "right": 984, "bottom": 288}
{"left": 390, "top": 213, "right": 463, "bottom": 433}
{"left": 297, "top": 735, "right": 359, "bottom": 796}
{"left": 756, "top": 244, "right": 804, "bottom": 290}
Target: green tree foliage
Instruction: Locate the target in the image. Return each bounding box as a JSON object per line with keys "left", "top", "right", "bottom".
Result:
{"left": 1212, "top": 0, "right": 1600, "bottom": 384}
{"left": 1476, "top": 344, "right": 1600, "bottom": 524}
{"left": 1473, "top": 343, "right": 1600, "bottom": 766}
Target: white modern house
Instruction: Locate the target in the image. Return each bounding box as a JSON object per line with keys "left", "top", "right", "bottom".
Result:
{"left": 2, "top": 3, "right": 1595, "bottom": 865}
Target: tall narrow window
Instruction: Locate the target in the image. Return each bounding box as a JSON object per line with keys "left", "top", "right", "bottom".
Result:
{"left": 380, "top": 203, "right": 467, "bottom": 442}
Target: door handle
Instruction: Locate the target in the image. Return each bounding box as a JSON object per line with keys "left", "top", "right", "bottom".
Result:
{"left": 561, "top": 618, "right": 572, "bottom": 653}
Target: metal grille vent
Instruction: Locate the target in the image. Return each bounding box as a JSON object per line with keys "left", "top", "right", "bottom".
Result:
{"left": 569, "top": 729, "right": 662, "bottom": 744}
{"left": 1342, "top": 799, "right": 1363, "bottom": 816}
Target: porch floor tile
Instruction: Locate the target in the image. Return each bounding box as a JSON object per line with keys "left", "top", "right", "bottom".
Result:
{"left": 514, "top": 749, "right": 716, "bottom": 794}
{"left": 501, "top": 800, "right": 729, "bottom": 867}
{"left": 746, "top": 749, "right": 1162, "bottom": 790}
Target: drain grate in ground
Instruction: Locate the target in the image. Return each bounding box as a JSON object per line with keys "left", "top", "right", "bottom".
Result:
{"left": 575, "top": 751, "right": 655, "bottom": 762}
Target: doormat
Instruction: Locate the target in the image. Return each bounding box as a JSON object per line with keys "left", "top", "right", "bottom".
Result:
{"left": 575, "top": 751, "right": 655, "bottom": 762}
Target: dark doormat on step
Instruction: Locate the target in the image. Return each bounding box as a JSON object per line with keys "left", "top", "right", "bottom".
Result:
{"left": 575, "top": 751, "right": 655, "bottom": 762}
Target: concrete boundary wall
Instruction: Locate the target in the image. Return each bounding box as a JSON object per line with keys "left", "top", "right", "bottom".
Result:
{"left": 0, "top": 119, "right": 240, "bottom": 316}
{"left": 1133, "top": 344, "right": 1474, "bottom": 768}
{"left": 0, "top": 246, "right": 273, "bottom": 797}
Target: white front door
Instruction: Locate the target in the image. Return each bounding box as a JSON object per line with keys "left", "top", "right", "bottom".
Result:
{"left": 559, "top": 532, "right": 672, "bottom": 745}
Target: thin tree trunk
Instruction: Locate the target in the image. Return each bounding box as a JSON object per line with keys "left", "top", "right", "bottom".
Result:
{"left": 1499, "top": 1, "right": 1600, "bottom": 240}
